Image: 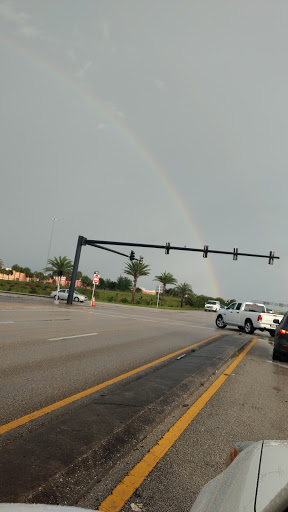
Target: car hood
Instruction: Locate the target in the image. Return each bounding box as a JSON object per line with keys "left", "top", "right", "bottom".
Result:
{"left": 190, "top": 440, "right": 288, "bottom": 512}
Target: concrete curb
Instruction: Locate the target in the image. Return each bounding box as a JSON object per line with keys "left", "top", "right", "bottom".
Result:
{"left": 0, "top": 290, "right": 53, "bottom": 298}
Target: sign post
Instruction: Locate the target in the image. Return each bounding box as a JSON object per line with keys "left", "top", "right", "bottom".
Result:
{"left": 91, "top": 272, "right": 100, "bottom": 306}
{"left": 55, "top": 271, "right": 63, "bottom": 304}
{"left": 156, "top": 285, "right": 163, "bottom": 308}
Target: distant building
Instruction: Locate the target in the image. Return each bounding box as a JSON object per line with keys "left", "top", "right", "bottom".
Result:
{"left": 139, "top": 287, "right": 156, "bottom": 296}
{"left": 0, "top": 269, "right": 27, "bottom": 281}
{"left": 0, "top": 270, "right": 82, "bottom": 288}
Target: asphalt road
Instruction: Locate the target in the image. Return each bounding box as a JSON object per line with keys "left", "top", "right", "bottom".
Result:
{"left": 1, "top": 294, "right": 287, "bottom": 511}
{"left": 108, "top": 337, "right": 288, "bottom": 512}
{"left": 0, "top": 296, "right": 222, "bottom": 426}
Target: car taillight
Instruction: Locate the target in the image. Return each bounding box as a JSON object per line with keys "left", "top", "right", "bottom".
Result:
{"left": 279, "top": 329, "right": 288, "bottom": 335}
{"left": 258, "top": 315, "right": 262, "bottom": 321}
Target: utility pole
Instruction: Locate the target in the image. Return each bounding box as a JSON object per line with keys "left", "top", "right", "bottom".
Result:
{"left": 46, "top": 217, "right": 58, "bottom": 270}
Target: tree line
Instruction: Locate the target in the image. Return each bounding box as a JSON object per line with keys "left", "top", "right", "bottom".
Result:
{"left": 0, "top": 256, "right": 231, "bottom": 308}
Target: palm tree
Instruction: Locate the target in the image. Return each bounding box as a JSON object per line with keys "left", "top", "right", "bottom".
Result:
{"left": 154, "top": 271, "right": 177, "bottom": 306}
{"left": 34, "top": 271, "right": 45, "bottom": 282}
{"left": 124, "top": 260, "right": 151, "bottom": 304}
{"left": 45, "top": 256, "right": 73, "bottom": 278}
{"left": 3, "top": 269, "right": 13, "bottom": 280}
{"left": 12, "top": 264, "right": 23, "bottom": 281}
{"left": 22, "top": 267, "right": 33, "bottom": 281}
{"left": 175, "top": 282, "right": 193, "bottom": 308}
{"left": 0, "top": 259, "right": 3, "bottom": 269}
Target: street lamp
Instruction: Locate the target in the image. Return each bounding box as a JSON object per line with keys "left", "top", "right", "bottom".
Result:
{"left": 46, "top": 217, "right": 58, "bottom": 270}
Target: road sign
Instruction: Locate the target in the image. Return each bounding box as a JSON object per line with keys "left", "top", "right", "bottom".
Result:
{"left": 93, "top": 273, "right": 99, "bottom": 284}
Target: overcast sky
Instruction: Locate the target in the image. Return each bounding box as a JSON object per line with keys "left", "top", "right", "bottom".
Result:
{"left": 1, "top": 0, "right": 287, "bottom": 303}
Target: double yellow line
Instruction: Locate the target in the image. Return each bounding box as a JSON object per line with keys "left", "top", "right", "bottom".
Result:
{"left": 99, "top": 337, "right": 258, "bottom": 512}
{"left": 1, "top": 334, "right": 257, "bottom": 512}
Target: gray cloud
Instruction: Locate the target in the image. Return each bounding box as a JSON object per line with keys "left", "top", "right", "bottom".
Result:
{"left": 0, "top": 0, "right": 286, "bottom": 302}
{"left": 0, "top": 0, "right": 30, "bottom": 23}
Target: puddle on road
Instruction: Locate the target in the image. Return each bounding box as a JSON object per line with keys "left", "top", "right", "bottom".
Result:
{"left": 39, "top": 318, "right": 71, "bottom": 322}
{"left": 267, "top": 360, "right": 288, "bottom": 369}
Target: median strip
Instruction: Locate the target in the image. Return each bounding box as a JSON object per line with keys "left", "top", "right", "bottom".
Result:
{"left": 0, "top": 334, "right": 222, "bottom": 436}
{"left": 98, "top": 337, "right": 258, "bottom": 512}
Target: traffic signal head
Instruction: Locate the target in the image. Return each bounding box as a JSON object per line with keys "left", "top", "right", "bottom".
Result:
{"left": 233, "top": 247, "right": 238, "bottom": 261}
{"left": 203, "top": 245, "right": 208, "bottom": 258}
{"left": 130, "top": 250, "right": 135, "bottom": 261}
{"left": 269, "top": 250, "right": 275, "bottom": 265}
{"left": 139, "top": 256, "right": 143, "bottom": 264}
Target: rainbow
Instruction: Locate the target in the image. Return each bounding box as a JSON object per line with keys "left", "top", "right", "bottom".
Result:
{"left": 1, "top": 34, "right": 221, "bottom": 297}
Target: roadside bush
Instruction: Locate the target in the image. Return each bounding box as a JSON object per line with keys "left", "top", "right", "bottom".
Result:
{"left": 144, "top": 298, "right": 155, "bottom": 305}
{"left": 30, "top": 286, "right": 39, "bottom": 294}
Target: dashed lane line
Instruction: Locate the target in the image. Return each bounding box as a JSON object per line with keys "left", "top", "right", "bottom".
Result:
{"left": 48, "top": 332, "right": 99, "bottom": 341}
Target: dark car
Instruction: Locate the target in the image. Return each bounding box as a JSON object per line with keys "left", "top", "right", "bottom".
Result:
{"left": 273, "top": 311, "right": 288, "bottom": 360}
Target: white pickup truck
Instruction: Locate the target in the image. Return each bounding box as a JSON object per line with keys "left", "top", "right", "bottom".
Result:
{"left": 215, "top": 302, "right": 283, "bottom": 336}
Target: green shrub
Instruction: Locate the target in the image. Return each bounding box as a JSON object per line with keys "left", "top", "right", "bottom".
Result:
{"left": 144, "top": 298, "right": 155, "bottom": 305}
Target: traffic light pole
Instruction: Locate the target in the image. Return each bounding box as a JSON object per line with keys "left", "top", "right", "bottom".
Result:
{"left": 67, "top": 236, "right": 280, "bottom": 304}
{"left": 67, "top": 235, "right": 87, "bottom": 305}
{"left": 85, "top": 240, "right": 278, "bottom": 262}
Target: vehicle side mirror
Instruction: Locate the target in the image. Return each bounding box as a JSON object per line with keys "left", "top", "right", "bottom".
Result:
{"left": 273, "top": 319, "right": 280, "bottom": 324}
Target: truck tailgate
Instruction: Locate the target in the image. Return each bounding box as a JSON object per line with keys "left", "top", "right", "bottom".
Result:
{"left": 259, "top": 313, "right": 283, "bottom": 329}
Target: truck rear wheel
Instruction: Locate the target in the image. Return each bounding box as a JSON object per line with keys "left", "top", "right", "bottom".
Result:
{"left": 244, "top": 319, "right": 254, "bottom": 334}
{"left": 216, "top": 315, "right": 227, "bottom": 329}
{"left": 268, "top": 330, "right": 275, "bottom": 337}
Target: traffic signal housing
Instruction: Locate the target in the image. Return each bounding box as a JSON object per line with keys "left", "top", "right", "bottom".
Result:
{"left": 233, "top": 247, "right": 238, "bottom": 261}
{"left": 269, "top": 251, "right": 275, "bottom": 265}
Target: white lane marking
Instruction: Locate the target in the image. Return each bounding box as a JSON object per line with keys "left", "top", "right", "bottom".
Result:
{"left": 48, "top": 332, "right": 99, "bottom": 341}
{"left": 0, "top": 321, "right": 15, "bottom": 324}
